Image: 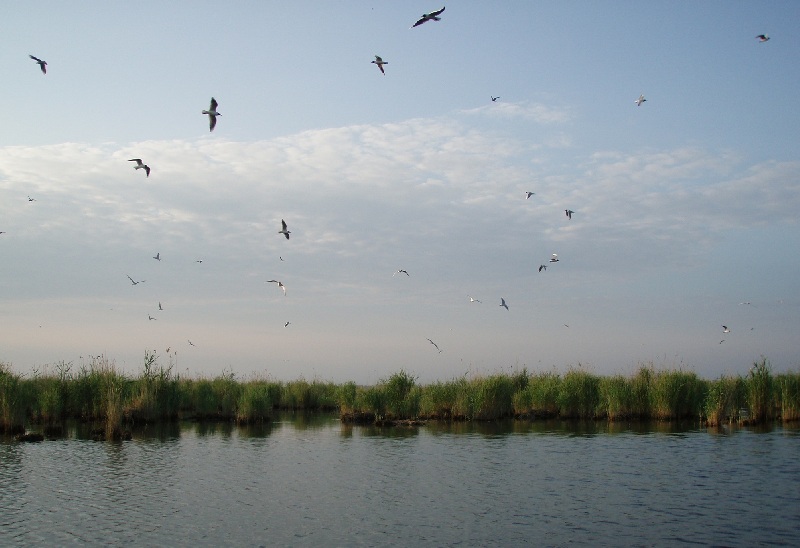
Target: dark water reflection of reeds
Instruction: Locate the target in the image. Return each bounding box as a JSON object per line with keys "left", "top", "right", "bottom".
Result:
{"left": 1, "top": 415, "right": 799, "bottom": 546}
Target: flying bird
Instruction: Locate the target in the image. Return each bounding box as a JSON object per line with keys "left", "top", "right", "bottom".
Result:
{"left": 635, "top": 94, "right": 646, "bottom": 106}
{"left": 538, "top": 265, "right": 546, "bottom": 272}
{"left": 739, "top": 302, "right": 757, "bottom": 307}
{"left": 28, "top": 196, "right": 36, "bottom": 202}
{"left": 266, "top": 279, "right": 286, "bottom": 295}
{"left": 196, "top": 259, "right": 203, "bottom": 263}
{"left": 427, "top": 338, "right": 442, "bottom": 353}
{"left": 153, "top": 252, "right": 160, "bottom": 261}
{"left": 127, "top": 275, "right": 145, "bottom": 285}
{"left": 148, "top": 315, "right": 157, "bottom": 321}
{"left": 549, "top": 254, "right": 559, "bottom": 263}
{"left": 565, "top": 209, "right": 574, "bottom": 220}
{"left": 500, "top": 298, "right": 509, "bottom": 310}
{"left": 284, "top": 321, "right": 290, "bottom": 328}
{"left": 29, "top": 55, "right": 47, "bottom": 74}
{"left": 188, "top": 339, "right": 196, "bottom": 347}
{"left": 525, "top": 191, "right": 535, "bottom": 199}
{"left": 371, "top": 55, "right": 388, "bottom": 75}
{"left": 393, "top": 269, "right": 409, "bottom": 276}
{"left": 756, "top": 34, "right": 770, "bottom": 42}
{"left": 468, "top": 296, "right": 482, "bottom": 303}
{"left": 202, "top": 97, "right": 220, "bottom": 132}
{"left": 278, "top": 219, "right": 291, "bottom": 240}
{"left": 491, "top": 96, "right": 500, "bottom": 102}
{"left": 411, "top": 6, "right": 445, "bottom": 28}
{"left": 128, "top": 159, "right": 151, "bottom": 177}
{"left": 722, "top": 325, "right": 731, "bottom": 333}
{"left": 158, "top": 302, "right": 163, "bottom": 311}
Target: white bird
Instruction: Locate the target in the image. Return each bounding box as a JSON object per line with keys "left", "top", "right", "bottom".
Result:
{"left": 284, "top": 321, "right": 290, "bottom": 328}
{"left": 128, "top": 159, "right": 151, "bottom": 177}
{"left": 565, "top": 209, "right": 574, "bottom": 219}
{"left": 393, "top": 269, "right": 409, "bottom": 276}
{"left": 202, "top": 97, "right": 220, "bottom": 132}
{"left": 427, "top": 338, "right": 442, "bottom": 353}
{"left": 756, "top": 34, "right": 770, "bottom": 42}
{"left": 739, "top": 302, "right": 757, "bottom": 307}
{"left": 278, "top": 219, "right": 291, "bottom": 240}
{"left": 525, "top": 191, "right": 535, "bottom": 199}
{"left": 371, "top": 55, "right": 388, "bottom": 75}
{"left": 148, "top": 315, "right": 157, "bottom": 321}
{"left": 491, "top": 96, "right": 500, "bottom": 102}
{"left": 188, "top": 339, "right": 196, "bottom": 347}
{"left": 500, "top": 298, "right": 509, "bottom": 310}
{"left": 411, "top": 6, "right": 445, "bottom": 28}
{"left": 722, "top": 325, "right": 731, "bottom": 333}
{"left": 267, "top": 279, "right": 286, "bottom": 295}
{"left": 153, "top": 252, "right": 160, "bottom": 261}
{"left": 635, "top": 94, "right": 646, "bottom": 106}
{"left": 549, "top": 254, "right": 559, "bottom": 263}
{"left": 468, "top": 296, "right": 481, "bottom": 303}
{"left": 158, "top": 302, "right": 163, "bottom": 311}
{"left": 127, "top": 275, "right": 145, "bottom": 285}
{"left": 29, "top": 55, "right": 47, "bottom": 74}
{"left": 27, "top": 196, "right": 36, "bottom": 202}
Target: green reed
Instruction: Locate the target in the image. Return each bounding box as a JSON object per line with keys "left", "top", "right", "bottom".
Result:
{"left": 776, "top": 371, "right": 800, "bottom": 421}
{"left": 2, "top": 356, "right": 799, "bottom": 431}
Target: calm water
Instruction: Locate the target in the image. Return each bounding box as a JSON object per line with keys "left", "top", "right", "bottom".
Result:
{"left": 1, "top": 415, "right": 799, "bottom": 547}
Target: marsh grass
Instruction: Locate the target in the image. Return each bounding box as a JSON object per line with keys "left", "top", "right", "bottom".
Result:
{"left": 2, "top": 356, "right": 799, "bottom": 431}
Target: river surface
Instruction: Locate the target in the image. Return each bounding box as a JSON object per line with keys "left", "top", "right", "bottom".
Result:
{"left": 1, "top": 415, "right": 799, "bottom": 547}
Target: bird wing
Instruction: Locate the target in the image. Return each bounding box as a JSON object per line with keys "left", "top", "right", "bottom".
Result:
{"left": 210, "top": 97, "right": 218, "bottom": 111}
{"left": 282, "top": 219, "right": 288, "bottom": 231}
{"left": 129, "top": 158, "right": 142, "bottom": 165}
{"left": 209, "top": 114, "right": 217, "bottom": 131}
{"left": 374, "top": 55, "right": 383, "bottom": 63}
{"left": 144, "top": 166, "right": 151, "bottom": 177}
{"left": 430, "top": 6, "right": 445, "bottom": 17}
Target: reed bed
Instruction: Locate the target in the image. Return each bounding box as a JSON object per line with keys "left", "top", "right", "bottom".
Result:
{"left": 2, "top": 356, "right": 799, "bottom": 433}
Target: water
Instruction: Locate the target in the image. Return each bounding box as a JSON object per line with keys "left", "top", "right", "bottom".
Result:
{"left": 1, "top": 416, "right": 799, "bottom": 546}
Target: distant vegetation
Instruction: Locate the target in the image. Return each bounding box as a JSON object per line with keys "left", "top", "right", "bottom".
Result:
{"left": 1, "top": 354, "right": 798, "bottom": 438}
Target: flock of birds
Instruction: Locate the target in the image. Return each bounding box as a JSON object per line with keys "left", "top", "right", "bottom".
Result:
{"left": 12, "top": 6, "right": 774, "bottom": 361}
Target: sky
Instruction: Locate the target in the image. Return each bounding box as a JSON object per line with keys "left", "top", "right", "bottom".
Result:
{"left": 1, "top": 1, "right": 799, "bottom": 383}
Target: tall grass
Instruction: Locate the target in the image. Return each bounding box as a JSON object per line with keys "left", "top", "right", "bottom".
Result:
{"left": 2, "top": 357, "right": 799, "bottom": 430}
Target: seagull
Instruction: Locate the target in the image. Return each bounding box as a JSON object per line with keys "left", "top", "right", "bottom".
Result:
{"left": 525, "top": 191, "right": 535, "bottom": 199}
{"left": 28, "top": 196, "right": 36, "bottom": 202}
{"left": 538, "top": 264, "right": 546, "bottom": 272}
{"left": 266, "top": 279, "right": 286, "bottom": 295}
{"left": 279, "top": 256, "right": 284, "bottom": 261}
{"left": 720, "top": 339, "right": 725, "bottom": 344}
{"left": 284, "top": 321, "right": 290, "bottom": 328}
{"left": 127, "top": 275, "right": 145, "bottom": 285}
{"left": 491, "top": 96, "right": 500, "bottom": 102}
{"left": 468, "top": 296, "right": 482, "bottom": 303}
{"left": 427, "top": 338, "right": 442, "bottom": 353}
{"left": 148, "top": 315, "right": 157, "bottom": 321}
{"left": 739, "top": 302, "right": 757, "bottom": 307}
{"left": 196, "top": 259, "right": 203, "bottom": 263}
{"left": 153, "top": 252, "right": 160, "bottom": 261}
{"left": 722, "top": 325, "right": 731, "bottom": 333}
{"left": 188, "top": 339, "right": 196, "bottom": 347}
{"left": 371, "top": 55, "right": 388, "bottom": 75}
{"left": 278, "top": 219, "right": 291, "bottom": 240}
{"left": 500, "top": 298, "right": 509, "bottom": 310}
{"left": 158, "top": 302, "right": 163, "bottom": 311}
{"left": 635, "top": 94, "right": 646, "bottom": 106}
{"left": 128, "top": 159, "right": 151, "bottom": 177}
{"left": 202, "top": 97, "right": 220, "bottom": 132}
{"left": 29, "top": 55, "right": 47, "bottom": 74}
{"left": 549, "top": 253, "right": 559, "bottom": 263}
{"left": 564, "top": 324, "right": 570, "bottom": 328}
{"left": 411, "top": 6, "right": 445, "bottom": 28}
{"left": 393, "top": 269, "right": 409, "bottom": 276}
{"left": 565, "top": 209, "right": 574, "bottom": 220}
{"left": 756, "top": 34, "right": 770, "bottom": 42}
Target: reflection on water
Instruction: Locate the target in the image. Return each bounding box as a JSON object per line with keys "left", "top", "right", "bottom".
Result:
{"left": 1, "top": 415, "right": 799, "bottom": 546}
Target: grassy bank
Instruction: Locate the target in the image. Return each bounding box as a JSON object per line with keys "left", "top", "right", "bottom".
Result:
{"left": 2, "top": 356, "right": 799, "bottom": 435}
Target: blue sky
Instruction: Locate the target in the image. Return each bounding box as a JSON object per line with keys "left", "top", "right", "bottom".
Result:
{"left": 1, "top": 2, "right": 798, "bottom": 382}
